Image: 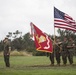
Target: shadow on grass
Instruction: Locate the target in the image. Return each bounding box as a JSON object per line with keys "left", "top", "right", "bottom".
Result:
{"left": 28, "top": 64, "right": 76, "bottom": 67}
{"left": 1, "top": 64, "right": 76, "bottom": 71}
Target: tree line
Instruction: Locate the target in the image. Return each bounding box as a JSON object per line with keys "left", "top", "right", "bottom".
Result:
{"left": 0, "top": 29, "right": 76, "bottom": 56}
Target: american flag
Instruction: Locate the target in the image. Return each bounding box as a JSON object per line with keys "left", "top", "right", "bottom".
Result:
{"left": 54, "top": 7, "right": 76, "bottom": 32}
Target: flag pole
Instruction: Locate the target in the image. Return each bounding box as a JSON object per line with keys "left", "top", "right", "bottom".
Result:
{"left": 53, "top": 25, "right": 56, "bottom": 54}
{"left": 54, "top": 6, "right": 56, "bottom": 48}
{"left": 54, "top": 27, "right": 56, "bottom": 43}
{"left": 54, "top": 6, "right": 56, "bottom": 53}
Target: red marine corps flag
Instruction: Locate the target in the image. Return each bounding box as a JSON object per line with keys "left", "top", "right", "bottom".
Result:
{"left": 30, "top": 22, "right": 53, "bottom": 53}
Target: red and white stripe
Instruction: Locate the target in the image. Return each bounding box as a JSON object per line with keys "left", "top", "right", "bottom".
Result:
{"left": 54, "top": 14, "right": 76, "bottom": 32}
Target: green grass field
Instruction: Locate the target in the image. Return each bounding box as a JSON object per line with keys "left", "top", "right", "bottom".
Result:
{"left": 0, "top": 56, "right": 76, "bottom": 75}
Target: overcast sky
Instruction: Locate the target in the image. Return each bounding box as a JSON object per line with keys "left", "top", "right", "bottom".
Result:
{"left": 0, "top": 0, "right": 76, "bottom": 40}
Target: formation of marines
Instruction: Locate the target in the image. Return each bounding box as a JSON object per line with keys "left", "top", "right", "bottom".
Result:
{"left": 49, "top": 37, "right": 75, "bottom": 66}
{"left": 3, "top": 36, "right": 75, "bottom": 67}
